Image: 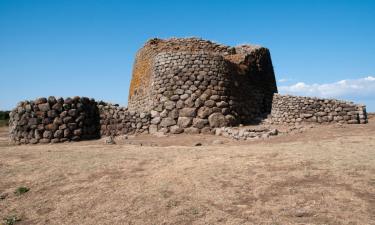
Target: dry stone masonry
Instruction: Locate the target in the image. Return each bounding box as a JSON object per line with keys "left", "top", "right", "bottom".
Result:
{"left": 8, "top": 37, "right": 368, "bottom": 144}
{"left": 98, "top": 103, "right": 150, "bottom": 136}
{"left": 9, "top": 97, "right": 151, "bottom": 144}
{"left": 270, "top": 94, "right": 367, "bottom": 125}
{"left": 9, "top": 96, "right": 100, "bottom": 144}
{"left": 129, "top": 37, "right": 278, "bottom": 134}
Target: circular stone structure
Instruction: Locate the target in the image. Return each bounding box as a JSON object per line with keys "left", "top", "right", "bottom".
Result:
{"left": 128, "top": 37, "right": 278, "bottom": 133}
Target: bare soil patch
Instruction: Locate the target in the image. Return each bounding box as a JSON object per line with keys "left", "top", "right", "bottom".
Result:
{"left": 1, "top": 119, "right": 374, "bottom": 224}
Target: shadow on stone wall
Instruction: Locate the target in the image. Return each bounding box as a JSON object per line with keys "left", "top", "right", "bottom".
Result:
{"left": 226, "top": 47, "right": 278, "bottom": 125}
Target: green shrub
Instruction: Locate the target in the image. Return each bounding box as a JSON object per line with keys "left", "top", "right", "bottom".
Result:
{"left": 3, "top": 215, "right": 21, "bottom": 225}
{"left": 14, "top": 186, "right": 29, "bottom": 195}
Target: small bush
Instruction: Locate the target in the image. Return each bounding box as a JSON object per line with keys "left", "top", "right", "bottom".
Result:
{"left": 14, "top": 186, "right": 29, "bottom": 195}
{"left": 3, "top": 215, "right": 21, "bottom": 225}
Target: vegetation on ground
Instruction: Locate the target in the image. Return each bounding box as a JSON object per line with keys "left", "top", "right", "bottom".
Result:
{"left": 14, "top": 187, "right": 30, "bottom": 195}
{"left": 2, "top": 215, "right": 21, "bottom": 225}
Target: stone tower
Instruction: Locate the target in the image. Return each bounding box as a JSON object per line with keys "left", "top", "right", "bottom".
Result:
{"left": 128, "top": 37, "right": 277, "bottom": 130}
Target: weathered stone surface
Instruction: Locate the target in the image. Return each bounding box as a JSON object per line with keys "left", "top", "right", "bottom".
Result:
{"left": 29, "top": 138, "right": 38, "bottom": 144}
{"left": 151, "top": 117, "right": 161, "bottom": 125}
{"left": 204, "top": 100, "right": 216, "bottom": 108}
{"left": 225, "top": 114, "right": 237, "bottom": 126}
{"left": 164, "top": 101, "right": 176, "bottom": 110}
{"left": 51, "top": 138, "right": 60, "bottom": 143}
{"left": 192, "top": 118, "right": 208, "bottom": 129}
{"left": 177, "top": 117, "right": 192, "bottom": 128}
{"left": 180, "top": 94, "right": 189, "bottom": 100}
{"left": 54, "top": 130, "right": 63, "bottom": 138}
{"left": 200, "top": 127, "right": 212, "bottom": 134}
{"left": 63, "top": 116, "right": 73, "bottom": 124}
{"left": 38, "top": 103, "right": 50, "bottom": 112}
{"left": 160, "top": 118, "right": 176, "bottom": 127}
{"left": 68, "top": 109, "right": 77, "bottom": 117}
{"left": 43, "top": 130, "right": 53, "bottom": 139}
{"left": 52, "top": 103, "right": 62, "bottom": 111}
{"left": 35, "top": 97, "right": 47, "bottom": 105}
{"left": 197, "top": 107, "right": 212, "bottom": 119}
{"left": 150, "top": 110, "right": 159, "bottom": 118}
{"left": 179, "top": 108, "right": 196, "bottom": 117}
{"left": 34, "top": 130, "right": 42, "bottom": 139}
{"left": 63, "top": 129, "right": 71, "bottom": 137}
{"left": 67, "top": 123, "right": 77, "bottom": 130}
{"left": 170, "top": 125, "right": 184, "bottom": 134}
{"left": 208, "top": 113, "right": 227, "bottom": 128}
{"left": 73, "top": 129, "right": 82, "bottom": 136}
{"left": 184, "top": 127, "right": 200, "bottom": 134}
{"left": 39, "top": 138, "right": 51, "bottom": 143}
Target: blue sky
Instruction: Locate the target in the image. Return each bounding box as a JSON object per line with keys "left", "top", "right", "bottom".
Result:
{"left": 0, "top": 0, "right": 374, "bottom": 111}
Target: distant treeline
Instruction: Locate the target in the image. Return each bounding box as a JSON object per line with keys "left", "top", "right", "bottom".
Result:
{"left": 0, "top": 111, "right": 10, "bottom": 120}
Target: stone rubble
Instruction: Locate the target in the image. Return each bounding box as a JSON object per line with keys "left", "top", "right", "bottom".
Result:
{"left": 215, "top": 126, "right": 279, "bottom": 140}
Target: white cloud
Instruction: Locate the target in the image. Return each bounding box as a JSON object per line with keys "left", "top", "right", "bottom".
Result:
{"left": 278, "top": 78, "right": 289, "bottom": 83}
{"left": 278, "top": 76, "right": 375, "bottom": 99}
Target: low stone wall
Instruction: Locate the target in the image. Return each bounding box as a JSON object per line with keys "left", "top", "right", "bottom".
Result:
{"left": 8, "top": 97, "right": 153, "bottom": 144}
{"left": 8, "top": 94, "right": 369, "bottom": 144}
{"left": 98, "top": 104, "right": 150, "bottom": 136}
{"left": 270, "top": 94, "right": 367, "bottom": 125}
{"left": 9, "top": 97, "right": 100, "bottom": 144}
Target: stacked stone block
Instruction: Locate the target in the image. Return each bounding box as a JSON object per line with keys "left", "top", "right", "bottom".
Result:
{"left": 98, "top": 103, "right": 150, "bottom": 136}
{"left": 9, "top": 96, "right": 100, "bottom": 144}
{"left": 148, "top": 52, "right": 231, "bottom": 134}
{"left": 8, "top": 38, "right": 369, "bottom": 144}
{"left": 128, "top": 37, "right": 278, "bottom": 134}
{"left": 270, "top": 94, "right": 367, "bottom": 125}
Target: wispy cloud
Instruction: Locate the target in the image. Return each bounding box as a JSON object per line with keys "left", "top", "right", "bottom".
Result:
{"left": 277, "top": 78, "right": 289, "bottom": 83}
{"left": 278, "top": 76, "right": 375, "bottom": 99}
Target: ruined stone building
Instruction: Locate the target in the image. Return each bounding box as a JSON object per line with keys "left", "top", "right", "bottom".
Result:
{"left": 128, "top": 38, "right": 278, "bottom": 131}
{"left": 9, "top": 38, "right": 367, "bottom": 144}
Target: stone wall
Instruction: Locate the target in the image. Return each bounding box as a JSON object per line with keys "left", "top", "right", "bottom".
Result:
{"left": 128, "top": 37, "right": 235, "bottom": 112}
{"left": 270, "top": 94, "right": 367, "bottom": 125}
{"left": 98, "top": 103, "right": 150, "bottom": 136}
{"left": 127, "top": 44, "right": 154, "bottom": 112}
{"left": 9, "top": 97, "right": 152, "bottom": 144}
{"left": 9, "top": 97, "right": 100, "bottom": 144}
{"left": 128, "top": 37, "right": 278, "bottom": 134}
{"left": 8, "top": 38, "right": 369, "bottom": 144}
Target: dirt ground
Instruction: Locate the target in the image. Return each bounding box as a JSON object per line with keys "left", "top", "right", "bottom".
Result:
{"left": 0, "top": 119, "right": 374, "bottom": 225}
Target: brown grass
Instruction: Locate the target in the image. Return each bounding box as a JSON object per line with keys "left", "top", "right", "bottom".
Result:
{"left": 0, "top": 120, "right": 374, "bottom": 224}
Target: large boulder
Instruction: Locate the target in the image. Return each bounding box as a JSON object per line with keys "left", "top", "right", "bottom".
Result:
{"left": 177, "top": 117, "right": 192, "bottom": 128}
{"left": 179, "top": 108, "right": 197, "bottom": 117}
{"left": 208, "top": 112, "right": 228, "bottom": 128}
{"left": 160, "top": 117, "right": 176, "bottom": 127}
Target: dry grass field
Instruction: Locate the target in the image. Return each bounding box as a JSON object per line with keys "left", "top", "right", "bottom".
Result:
{"left": 0, "top": 119, "right": 374, "bottom": 225}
